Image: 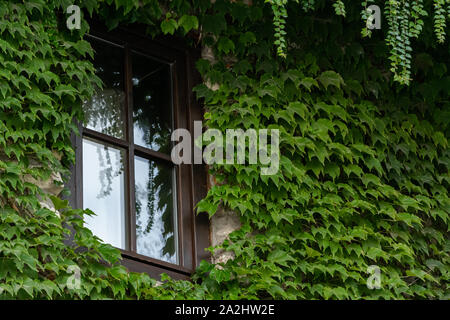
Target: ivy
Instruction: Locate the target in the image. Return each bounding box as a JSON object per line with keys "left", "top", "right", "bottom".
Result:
{"left": 0, "top": 0, "right": 153, "bottom": 299}
{"left": 0, "top": 0, "right": 448, "bottom": 300}
{"left": 268, "top": 0, "right": 449, "bottom": 85}
{"left": 266, "top": 0, "right": 288, "bottom": 58}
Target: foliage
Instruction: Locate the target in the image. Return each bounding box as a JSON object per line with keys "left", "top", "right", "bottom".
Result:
{"left": 0, "top": 0, "right": 153, "bottom": 299}
{"left": 267, "top": 0, "right": 450, "bottom": 85}
{"left": 191, "top": 1, "right": 449, "bottom": 299}
{"left": 0, "top": 0, "right": 448, "bottom": 300}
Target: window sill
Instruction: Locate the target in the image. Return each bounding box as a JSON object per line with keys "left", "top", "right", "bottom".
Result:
{"left": 119, "top": 249, "right": 192, "bottom": 280}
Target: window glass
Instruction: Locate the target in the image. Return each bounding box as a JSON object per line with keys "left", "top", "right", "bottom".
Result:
{"left": 132, "top": 52, "right": 173, "bottom": 153}
{"left": 134, "top": 156, "right": 177, "bottom": 263}
{"left": 83, "top": 138, "right": 127, "bottom": 249}
{"left": 80, "top": 36, "right": 184, "bottom": 266}
{"left": 84, "top": 38, "right": 126, "bottom": 139}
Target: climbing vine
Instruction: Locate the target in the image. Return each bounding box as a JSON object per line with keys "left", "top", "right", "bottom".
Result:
{"left": 267, "top": 0, "right": 450, "bottom": 85}
{"left": 0, "top": 0, "right": 448, "bottom": 300}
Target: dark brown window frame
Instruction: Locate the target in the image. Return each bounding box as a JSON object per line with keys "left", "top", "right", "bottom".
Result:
{"left": 69, "top": 22, "right": 210, "bottom": 280}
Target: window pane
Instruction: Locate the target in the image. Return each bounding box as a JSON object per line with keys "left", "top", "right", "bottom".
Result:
{"left": 132, "top": 52, "right": 172, "bottom": 153}
{"left": 134, "top": 156, "right": 177, "bottom": 264}
{"left": 83, "top": 138, "right": 127, "bottom": 249}
{"left": 84, "top": 38, "right": 126, "bottom": 139}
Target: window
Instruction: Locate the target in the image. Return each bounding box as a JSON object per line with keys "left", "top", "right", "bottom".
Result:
{"left": 69, "top": 24, "right": 209, "bottom": 280}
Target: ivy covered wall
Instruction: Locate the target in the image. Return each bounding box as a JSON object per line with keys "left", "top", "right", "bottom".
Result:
{"left": 0, "top": 0, "right": 448, "bottom": 299}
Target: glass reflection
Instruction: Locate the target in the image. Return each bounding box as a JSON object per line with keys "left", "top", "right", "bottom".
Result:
{"left": 132, "top": 52, "right": 172, "bottom": 153}
{"left": 84, "top": 38, "right": 126, "bottom": 139}
{"left": 83, "top": 138, "right": 126, "bottom": 249}
{"left": 134, "top": 156, "right": 177, "bottom": 263}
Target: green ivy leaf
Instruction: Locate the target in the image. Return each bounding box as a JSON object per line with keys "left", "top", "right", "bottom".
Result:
{"left": 317, "top": 71, "right": 345, "bottom": 89}
{"left": 161, "top": 19, "right": 178, "bottom": 35}
{"left": 178, "top": 15, "right": 199, "bottom": 33}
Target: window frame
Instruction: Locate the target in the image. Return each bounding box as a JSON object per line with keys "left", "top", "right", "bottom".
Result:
{"left": 69, "top": 22, "right": 210, "bottom": 280}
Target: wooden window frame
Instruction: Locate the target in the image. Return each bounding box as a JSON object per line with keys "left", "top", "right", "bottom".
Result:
{"left": 69, "top": 22, "right": 210, "bottom": 280}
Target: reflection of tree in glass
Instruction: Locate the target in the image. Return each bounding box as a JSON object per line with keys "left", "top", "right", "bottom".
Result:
{"left": 83, "top": 87, "right": 126, "bottom": 199}
{"left": 135, "top": 162, "right": 156, "bottom": 237}
{"left": 135, "top": 160, "right": 175, "bottom": 260}
{"left": 83, "top": 41, "right": 176, "bottom": 260}
{"left": 132, "top": 67, "right": 171, "bottom": 152}
{"left": 83, "top": 39, "right": 125, "bottom": 139}
{"left": 83, "top": 38, "right": 126, "bottom": 199}
{"left": 144, "top": 162, "right": 157, "bottom": 233}
{"left": 133, "top": 63, "right": 175, "bottom": 260}
{"left": 153, "top": 163, "right": 175, "bottom": 258}
{"left": 95, "top": 143, "right": 124, "bottom": 199}
{"left": 84, "top": 87, "right": 125, "bottom": 138}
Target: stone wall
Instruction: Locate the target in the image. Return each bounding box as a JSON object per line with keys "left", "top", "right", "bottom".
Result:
{"left": 202, "top": 45, "right": 242, "bottom": 264}
{"left": 209, "top": 206, "right": 241, "bottom": 264}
